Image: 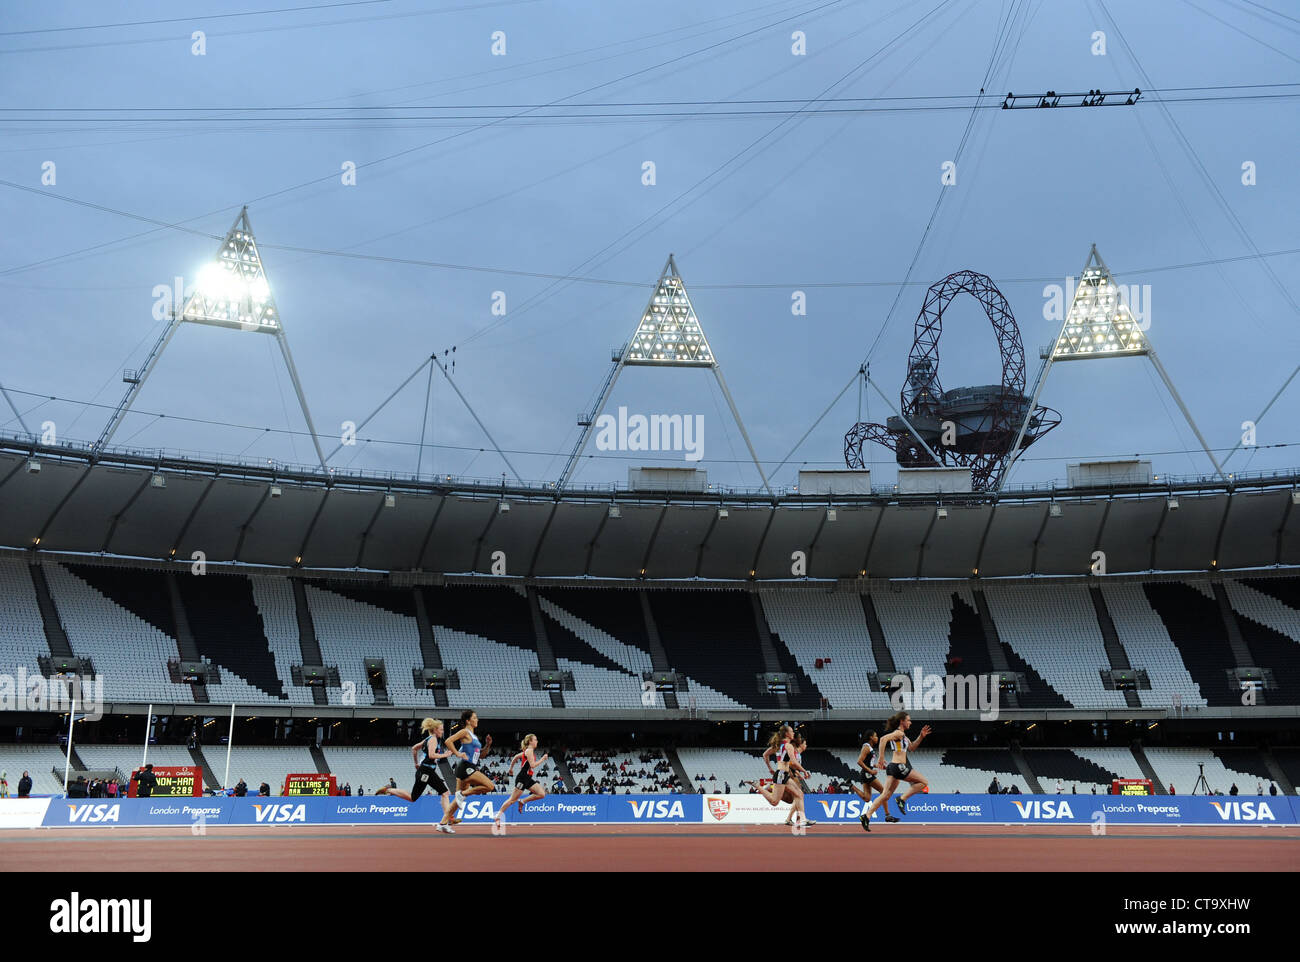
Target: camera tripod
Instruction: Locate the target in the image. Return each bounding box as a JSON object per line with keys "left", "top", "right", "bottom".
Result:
{"left": 1191, "top": 763, "right": 1211, "bottom": 795}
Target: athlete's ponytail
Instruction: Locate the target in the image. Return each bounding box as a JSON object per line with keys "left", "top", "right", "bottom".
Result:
{"left": 767, "top": 724, "right": 792, "bottom": 749}
{"left": 460, "top": 709, "right": 476, "bottom": 726}
{"left": 420, "top": 718, "right": 442, "bottom": 735}
{"left": 885, "top": 711, "right": 909, "bottom": 733}
{"left": 520, "top": 733, "right": 536, "bottom": 751}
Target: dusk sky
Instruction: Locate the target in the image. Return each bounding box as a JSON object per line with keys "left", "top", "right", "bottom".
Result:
{"left": 2, "top": 0, "right": 1297, "bottom": 492}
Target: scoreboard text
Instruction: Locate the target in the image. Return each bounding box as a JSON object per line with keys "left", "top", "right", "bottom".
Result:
{"left": 283, "top": 773, "right": 338, "bottom": 796}
{"left": 129, "top": 765, "right": 202, "bottom": 797}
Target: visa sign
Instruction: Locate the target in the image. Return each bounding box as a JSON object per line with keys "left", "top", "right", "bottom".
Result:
{"left": 252, "top": 803, "right": 307, "bottom": 823}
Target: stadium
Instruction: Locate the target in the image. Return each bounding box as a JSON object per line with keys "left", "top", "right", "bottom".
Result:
{"left": 1, "top": 0, "right": 1298, "bottom": 911}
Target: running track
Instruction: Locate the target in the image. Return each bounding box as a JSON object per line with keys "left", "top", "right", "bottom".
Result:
{"left": 2, "top": 823, "right": 1296, "bottom": 871}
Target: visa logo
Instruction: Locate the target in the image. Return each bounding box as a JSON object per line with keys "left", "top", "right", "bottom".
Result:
{"left": 252, "top": 803, "right": 307, "bottom": 823}
{"left": 1012, "top": 800, "right": 1074, "bottom": 819}
{"left": 627, "top": 800, "right": 685, "bottom": 819}
{"left": 817, "top": 799, "right": 865, "bottom": 818}
{"left": 462, "top": 800, "right": 497, "bottom": 819}
{"left": 67, "top": 803, "right": 120, "bottom": 823}
{"left": 1210, "top": 801, "right": 1275, "bottom": 821}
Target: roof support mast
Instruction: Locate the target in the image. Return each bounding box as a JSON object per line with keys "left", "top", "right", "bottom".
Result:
{"left": 93, "top": 208, "right": 329, "bottom": 473}
{"left": 558, "top": 255, "right": 772, "bottom": 496}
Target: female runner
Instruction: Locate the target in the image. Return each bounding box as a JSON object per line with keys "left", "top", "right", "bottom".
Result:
{"left": 859, "top": 711, "right": 931, "bottom": 832}
{"left": 495, "top": 734, "right": 550, "bottom": 826}
{"left": 752, "top": 725, "right": 812, "bottom": 826}
{"left": 851, "top": 730, "right": 898, "bottom": 824}
{"left": 376, "top": 717, "right": 456, "bottom": 834}
{"left": 441, "top": 709, "right": 495, "bottom": 828}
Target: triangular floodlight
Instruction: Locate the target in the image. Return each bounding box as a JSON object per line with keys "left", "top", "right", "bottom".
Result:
{"left": 624, "top": 255, "right": 715, "bottom": 366}
{"left": 1002, "top": 243, "right": 1223, "bottom": 488}
{"left": 557, "top": 254, "right": 771, "bottom": 495}
{"left": 94, "top": 207, "right": 328, "bottom": 471}
{"left": 1050, "top": 245, "right": 1148, "bottom": 360}
{"left": 180, "top": 208, "right": 280, "bottom": 333}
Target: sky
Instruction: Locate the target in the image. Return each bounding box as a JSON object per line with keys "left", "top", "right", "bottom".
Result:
{"left": 1, "top": 0, "right": 1297, "bottom": 493}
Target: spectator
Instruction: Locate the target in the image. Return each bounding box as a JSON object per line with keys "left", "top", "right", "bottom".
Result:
{"left": 1230, "top": 783, "right": 1239, "bottom": 796}
{"left": 358, "top": 785, "right": 364, "bottom": 796}
{"left": 343, "top": 782, "right": 352, "bottom": 796}
{"left": 18, "top": 771, "right": 32, "bottom": 798}
{"left": 724, "top": 782, "right": 730, "bottom": 794}
{"left": 135, "top": 764, "right": 157, "bottom": 798}
{"left": 234, "top": 779, "right": 247, "bottom": 797}
{"left": 1090, "top": 785, "right": 1096, "bottom": 795}
{"left": 1071, "top": 784, "right": 1077, "bottom": 794}
{"left": 0, "top": 771, "right": 7, "bottom": 798}
{"left": 105, "top": 780, "right": 118, "bottom": 798}
{"left": 259, "top": 782, "right": 271, "bottom": 797}
{"left": 1055, "top": 779, "right": 1064, "bottom": 794}
{"left": 68, "top": 776, "right": 89, "bottom": 798}
{"left": 1256, "top": 781, "right": 1263, "bottom": 796}
{"left": 1270, "top": 783, "right": 1278, "bottom": 797}
{"left": 389, "top": 778, "right": 397, "bottom": 789}
{"left": 1010, "top": 784, "right": 1021, "bottom": 794}
{"left": 1169, "top": 784, "right": 1176, "bottom": 795}
{"left": 988, "top": 776, "right": 1001, "bottom": 794}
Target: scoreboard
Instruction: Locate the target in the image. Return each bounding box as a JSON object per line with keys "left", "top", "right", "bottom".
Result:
{"left": 1111, "top": 778, "right": 1154, "bottom": 795}
{"left": 283, "top": 773, "right": 337, "bottom": 796}
{"left": 128, "top": 765, "right": 202, "bottom": 797}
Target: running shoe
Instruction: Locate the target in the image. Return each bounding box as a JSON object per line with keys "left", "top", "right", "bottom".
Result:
{"left": 859, "top": 813, "right": 870, "bottom": 832}
{"left": 897, "top": 797, "right": 906, "bottom": 815}
{"left": 885, "top": 815, "right": 900, "bottom": 823}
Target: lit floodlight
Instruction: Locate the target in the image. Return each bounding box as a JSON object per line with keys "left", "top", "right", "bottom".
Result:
{"left": 180, "top": 209, "right": 281, "bottom": 333}
{"left": 624, "top": 264, "right": 715, "bottom": 367}
{"left": 1051, "top": 248, "right": 1148, "bottom": 361}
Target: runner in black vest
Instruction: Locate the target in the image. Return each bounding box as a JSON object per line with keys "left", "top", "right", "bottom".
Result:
{"left": 376, "top": 718, "right": 456, "bottom": 834}
{"left": 496, "top": 734, "right": 550, "bottom": 827}
{"left": 852, "top": 731, "right": 899, "bottom": 824}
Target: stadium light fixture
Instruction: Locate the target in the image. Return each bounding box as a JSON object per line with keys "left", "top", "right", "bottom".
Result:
{"left": 825, "top": 508, "right": 837, "bottom": 522}
{"left": 498, "top": 500, "right": 511, "bottom": 514}
{"left": 383, "top": 493, "right": 396, "bottom": 508}
{"left": 1049, "top": 502, "right": 1062, "bottom": 517}
{"left": 937, "top": 507, "right": 949, "bottom": 519}
{"left": 608, "top": 504, "right": 621, "bottom": 518}
{"left": 26, "top": 459, "right": 40, "bottom": 474}
{"left": 717, "top": 507, "right": 729, "bottom": 519}
{"left": 1167, "top": 497, "right": 1179, "bottom": 511}
{"left": 270, "top": 484, "right": 282, "bottom": 498}
{"left": 150, "top": 473, "right": 166, "bottom": 489}
{"left": 1292, "top": 490, "right": 1300, "bottom": 505}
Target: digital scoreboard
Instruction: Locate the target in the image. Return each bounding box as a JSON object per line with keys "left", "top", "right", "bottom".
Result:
{"left": 283, "top": 773, "right": 337, "bottom": 796}
{"left": 128, "top": 765, "right": 202, "bottom": 797}
{"left": 1111, "top": 778, "right": 1154, "bottom": 795}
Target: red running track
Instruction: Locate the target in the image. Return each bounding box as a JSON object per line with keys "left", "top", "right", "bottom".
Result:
{"left": 2, "top": 823, "right": 1297, "bottom": 872}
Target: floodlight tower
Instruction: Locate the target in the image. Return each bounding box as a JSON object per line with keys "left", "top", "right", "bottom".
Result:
{"left": 557, "top": 255, "right": 772, "bottom": 495}
{"left": 94, "top": 208, "right": 328, "bottom": 471}
{"left": 999, "top": 244, "right": 1223, "bottom": 488}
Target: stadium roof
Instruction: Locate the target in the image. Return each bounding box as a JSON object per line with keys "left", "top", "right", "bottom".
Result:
{"left": 2, "top": 436, "right": 1297, "bottom": 579}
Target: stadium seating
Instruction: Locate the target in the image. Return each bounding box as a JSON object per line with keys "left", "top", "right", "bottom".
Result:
{"left": 74, "top": 744, "right": 196, "bottom": 780}
{"left": 306, "top": 584, "right": 431, "bottom": 707}
{"left": 0, "top": 560, "right": 49, "bottom": 680}
{"left": 247, "top": 577, "right": 316, "bottom": 705}
{"left": 1144, "top": 747, "right": 1278, "bottom": 796}
{"left": 565, "top": 749, "right": 676, "bottom": 793}
{"left": 209, "top": 745, "right": 318, "bottom": 793}
{"left": 760, "top": 589, "right": 892, "bottom": 711}
{"left": 982, "top": 582, "right": 1128, "bottom": 708}
{"left": 44, "top": 564, "right": 194, "bottom": 704}
{"left": 8, "top": 560, "right": 1299, "bottom": 710}
{"left": 1101, "top": 583, "right": 1206, "bottom": 707}
{"left": 0, "top": 743, "right": 77, "bottom": 794}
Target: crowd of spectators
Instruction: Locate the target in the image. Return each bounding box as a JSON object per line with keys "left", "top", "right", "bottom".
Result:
{"left": 561, "top": 749, "right": 681, "bottom": 794}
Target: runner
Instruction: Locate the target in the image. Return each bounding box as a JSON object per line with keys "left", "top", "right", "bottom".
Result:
{"left": 375, "top": 717, "right": 456, "bottom": 834}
